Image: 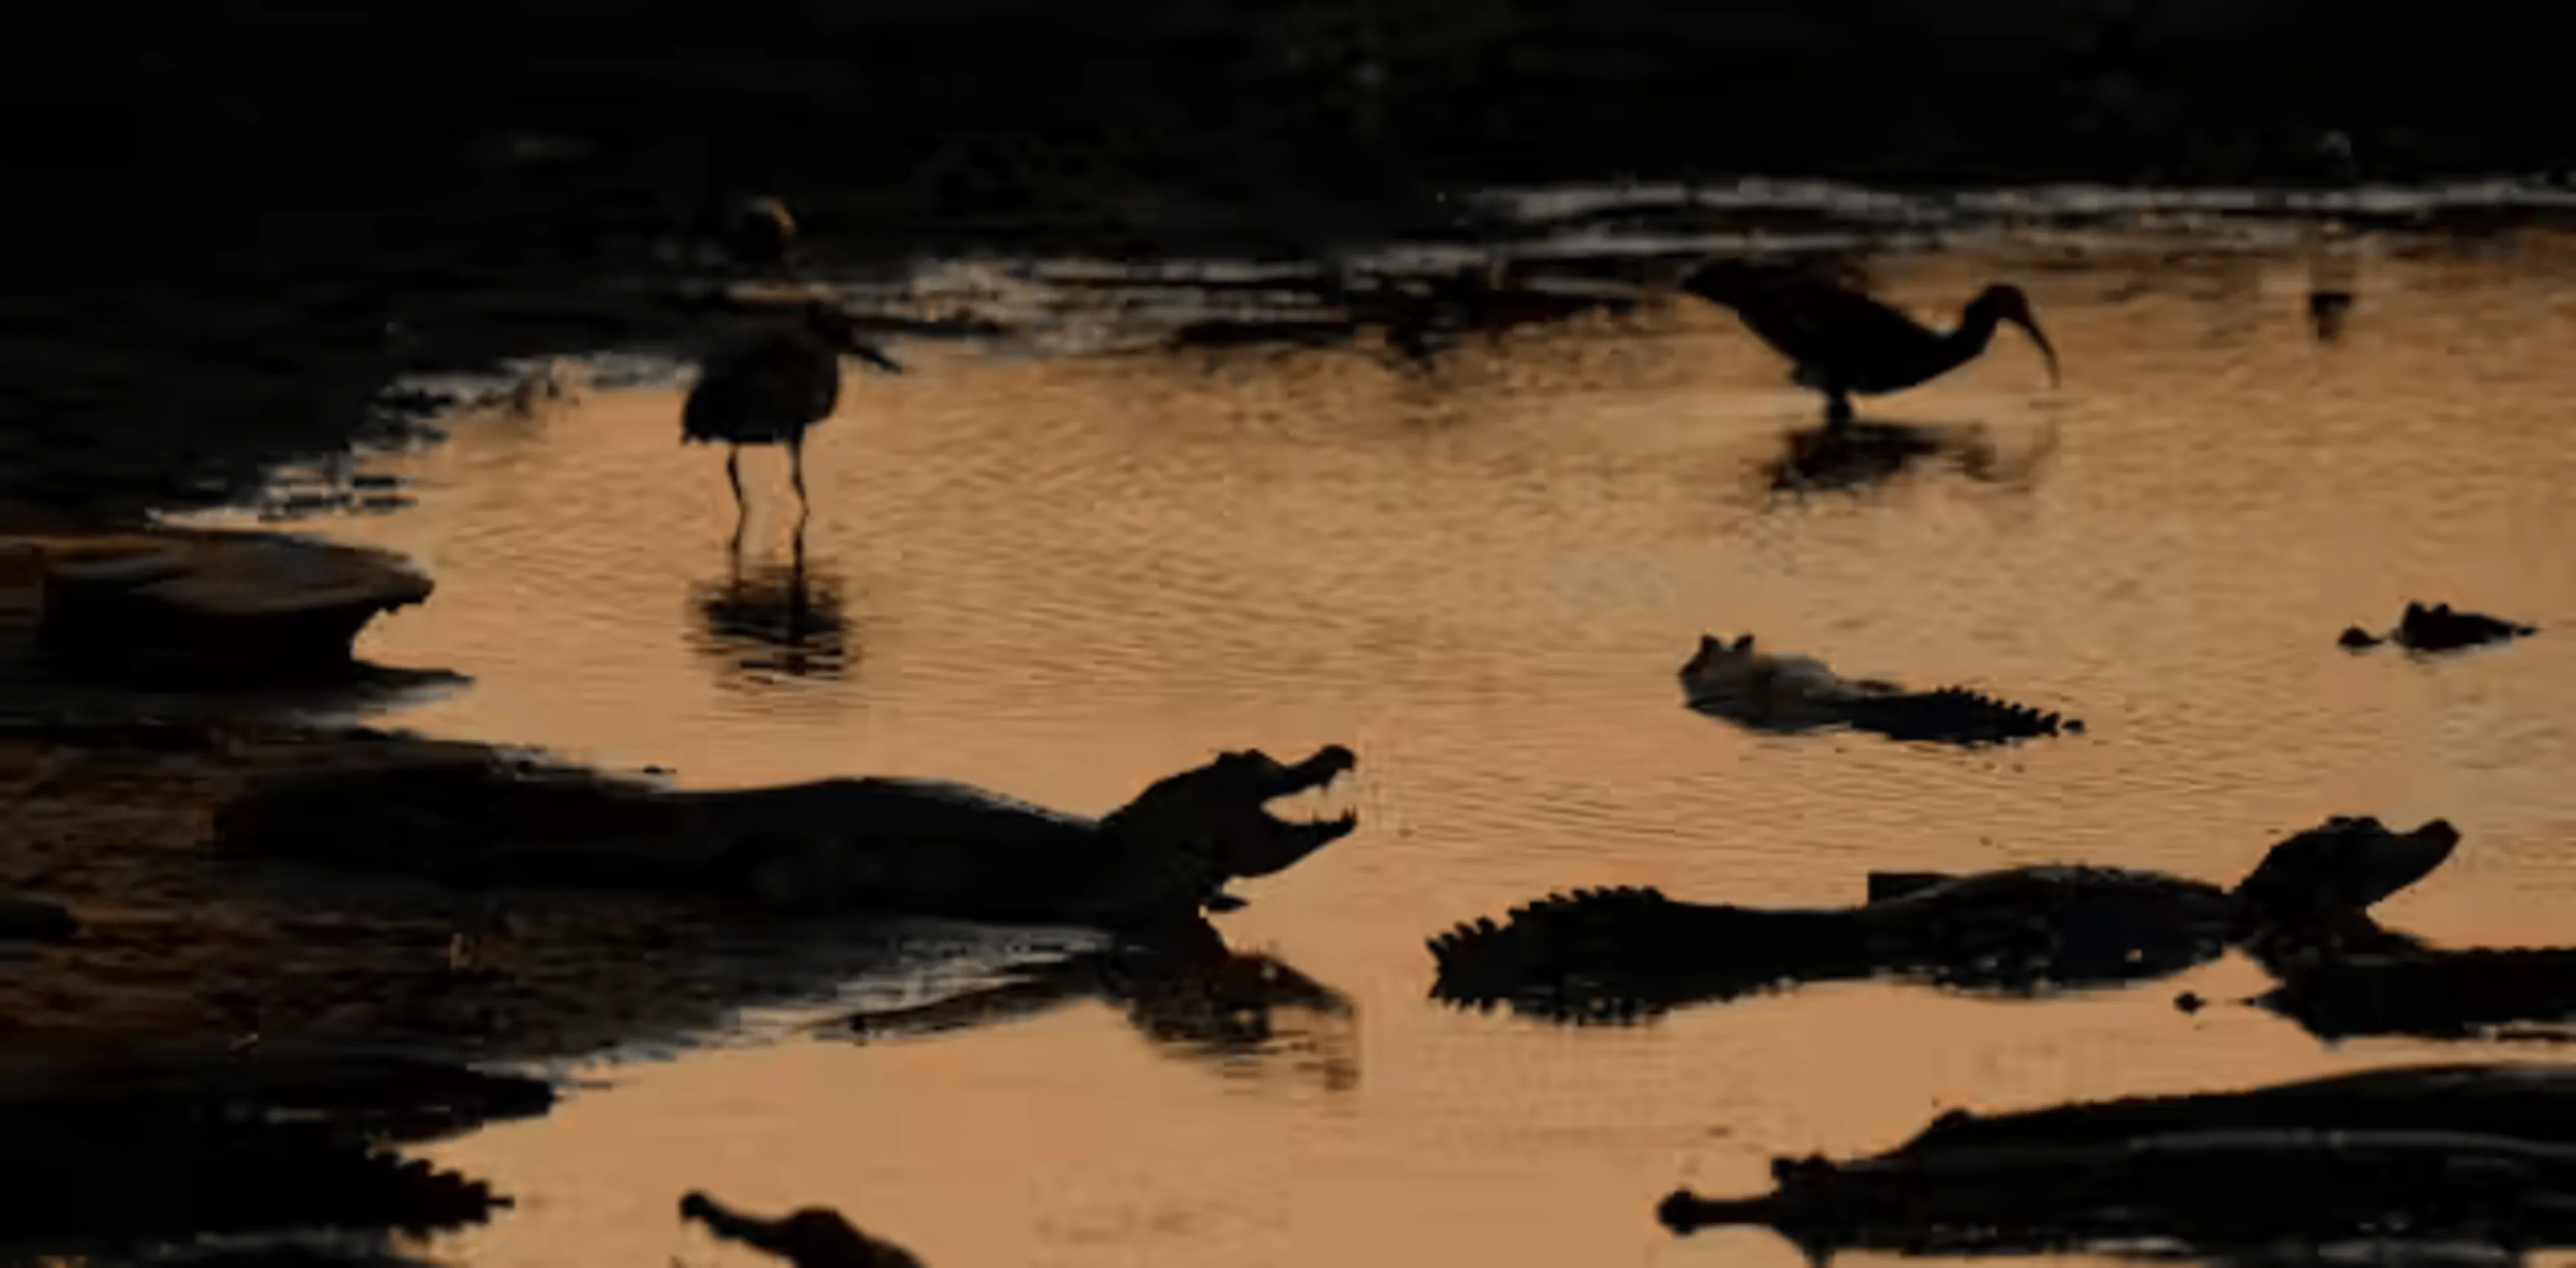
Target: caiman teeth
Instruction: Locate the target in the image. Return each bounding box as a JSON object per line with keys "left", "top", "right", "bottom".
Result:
{"left": 1270, "top": 768, "right": 1360, "bottom": 826}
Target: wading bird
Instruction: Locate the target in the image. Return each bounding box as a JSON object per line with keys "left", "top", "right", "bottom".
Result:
{"left": 684, "top": 299, "right": 902, "bottom": 536}
{"left": 1682, "top": 260, "right": 2060, "bottom": 430}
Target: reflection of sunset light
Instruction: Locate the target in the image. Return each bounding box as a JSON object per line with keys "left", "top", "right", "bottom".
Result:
{"left": 173, "top": 245, "right": 2576, "bottom": 1268}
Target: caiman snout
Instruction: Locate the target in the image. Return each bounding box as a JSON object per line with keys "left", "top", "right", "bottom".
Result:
{"left": 2234, "top": 815, "right": 2461, "bottom": 921}
{"left": 1232, "top": 745, "right": 1361, "bottom": 878}
{"left": 1100, "top": 743, "right": 1363, "bottom": 893}
{"left": 1261, "top": 744, "right": 1356, "bottom": 790}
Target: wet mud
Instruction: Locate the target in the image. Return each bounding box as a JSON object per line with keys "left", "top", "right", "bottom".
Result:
{"left": 0, "top": 1041, "right": 551, "bottom": 1261}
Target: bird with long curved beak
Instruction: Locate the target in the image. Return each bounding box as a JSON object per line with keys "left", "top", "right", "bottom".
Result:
{"left": 1682, "top": 260, "right": 2060, "bottom": 431}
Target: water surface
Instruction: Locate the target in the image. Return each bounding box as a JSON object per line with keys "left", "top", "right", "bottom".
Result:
{"left": 192, "top": 238, "right": 2576, "bottom": 1267}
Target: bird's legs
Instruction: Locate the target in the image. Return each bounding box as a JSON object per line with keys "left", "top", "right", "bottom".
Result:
{"left": 785, "top": 517, "right": 813, "bottom": 637}
{"left": 1824, "top": 391, "right": 1855, "bottom": 433}
{"left": 725, "top": 445, "right": 749, "bottom": 553}
{"left": 788, "top": 435, "right": 811, "bottom": 528}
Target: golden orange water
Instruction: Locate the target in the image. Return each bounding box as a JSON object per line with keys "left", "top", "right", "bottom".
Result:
{"left": 196, "top": 240, "right": 2576, "bottom": 1267}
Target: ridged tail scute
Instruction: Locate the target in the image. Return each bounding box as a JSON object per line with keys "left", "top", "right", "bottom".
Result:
{"left": 1849, "top": 686, "right": 2078, "bottom": 745}
{"left": 1426, "top": 887, "right": 1677, "bottom": 1024}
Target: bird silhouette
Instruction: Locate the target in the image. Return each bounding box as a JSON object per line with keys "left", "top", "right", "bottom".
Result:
{"left": 1682, "top": 260, "right": 2060, "bottom": 431}
{"left": 727, "top": 195, "right": 801, "bottom": 272}
{"left": 682, "top": 299, "right": 902, "bottom": 543}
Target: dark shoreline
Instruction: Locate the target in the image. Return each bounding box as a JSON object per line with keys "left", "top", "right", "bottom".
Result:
{"left": 12, "top": 3, "right": 2576, "bottom": 525}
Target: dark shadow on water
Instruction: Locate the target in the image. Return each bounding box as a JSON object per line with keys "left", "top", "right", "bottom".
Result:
{"left": 1763, "top": 417, "right": 2059, "bottom": 497}
{"left": 88, "top": 1237, "right": 448, "bottom": 1268}
{"left": 0, "top": 1043, "right": 548, "bottom": 1264}
{"left": 2260, "top": 943, "right": 2576, "bottom": 1044}
{"left": 2307, "top": 289, "right": 2353, "bottom": 341}
{"left": 687, "top": 526, "right": 854, "bottom": 688}
{"left": 5, "top": 656, "right": 470, "bottom": 726}
{"left": 831, "top": 915, "right": 1358, "bottom": 1092}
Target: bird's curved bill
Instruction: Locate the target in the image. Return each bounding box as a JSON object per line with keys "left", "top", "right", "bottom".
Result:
{"left": 2010, "top": 314, "right": 2062, "bottom": 388}
{"left": 855, "top": 345, "right": 904, "bottom": 374}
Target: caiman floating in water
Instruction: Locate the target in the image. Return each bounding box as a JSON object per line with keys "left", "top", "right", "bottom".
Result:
{"left": 1429, "top": 815, "right": 2458, "bottom": 1024}
{"left": 2340, "top": 601, "right": 2538, "bottom": 654}
{"left": 1682, "top": 634, "right": 2078, "bottom": 747}
{"left": 213, "top": 745, "right": 1358, "bottom": 933}
{"left": 680, "top": 1190, "right": 924, "bottom": 1268}
{"left": 1659, "top": 1063, "right": 2576, "bottom": 1265}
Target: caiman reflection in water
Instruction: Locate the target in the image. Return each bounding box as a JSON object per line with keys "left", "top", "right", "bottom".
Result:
{"left": 689, "top": 525, "right": 854, "bottom": 686}
{"left": 833, "top": 915, "right": 1357, "bottom": 1091}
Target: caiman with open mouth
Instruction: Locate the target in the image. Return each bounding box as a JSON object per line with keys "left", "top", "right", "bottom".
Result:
{"left": 213, "top": 745, "right": 1359, "bottom": 932}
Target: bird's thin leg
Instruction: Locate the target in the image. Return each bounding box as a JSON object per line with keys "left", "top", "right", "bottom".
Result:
{"left": 1825, "top": 392, "right": 1855, "bottom": 433}
{"left": 726, "top": 446, "right": 748, "bottom": 553}
{"left": 788, "top": 434, "right": 812, "bottom": 527}
{"left": 786, "top": 517, "right": 811, "bottom": 637}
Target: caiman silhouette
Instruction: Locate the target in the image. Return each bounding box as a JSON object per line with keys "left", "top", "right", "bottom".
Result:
{"left": 2340, "top": 601, "right": 2538, "bottom": 654}
{"left": 213, "top": 745, "right": 1358, "bottom": 932}
{"left": 2260, "top": 941, "right": 2576, "bottom": 1042}
{"left": 680, "top": 1191, "right": 924, "bottom": 1268}
{"left": 1659, "top": 1063, "right": 2576, "bottom": 1265}
{"left": 1681, "top": 634, "right": 2078, "bottom": 747}
{"left": 1429, "top": 815, "right": 2458, "bottom": 1024}
{"left": 832, "top": 914, "right": 1356, "bottom": 1090}
{"left": 0, "top": 1043, "right": 551, "bottom": 1255}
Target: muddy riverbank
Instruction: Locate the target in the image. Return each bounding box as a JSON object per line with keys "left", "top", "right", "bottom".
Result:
{"left": 1, "top": 717, "right": 929, "bottom": 1063}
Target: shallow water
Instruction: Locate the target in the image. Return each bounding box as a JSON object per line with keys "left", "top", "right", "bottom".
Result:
{"left": 190, "top": 237, "right": 2576, "bottom": 1267}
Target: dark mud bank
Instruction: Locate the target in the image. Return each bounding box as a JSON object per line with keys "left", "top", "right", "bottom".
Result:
{"left": 17, "top": 1, "right": 2576, "bottom": 526}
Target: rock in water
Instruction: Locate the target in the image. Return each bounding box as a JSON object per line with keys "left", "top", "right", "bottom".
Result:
{"left": 18, "top": 530, "right": 431, "bottom": 681}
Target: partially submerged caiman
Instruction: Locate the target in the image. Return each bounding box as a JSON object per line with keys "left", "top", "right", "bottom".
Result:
{"left": 1660, "top": 1063, "right": 2576, "bottom": 1264}
{"left": 2340, "top": 601, "right": 2538, "bottom": 654}
{"left": 213, "top": 744, "right": 1358, "bottom": 933}
{"left": 1681, "top": 634, "right": 2078, "bottom": 747}
{"left": 1429, "top": 815, "right": 2458, "bottom": 1023}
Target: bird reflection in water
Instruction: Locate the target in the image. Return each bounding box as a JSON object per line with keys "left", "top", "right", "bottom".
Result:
{"left": 2307, "top": 131, "right": 2361, "bottom": 342}
{"left": 834, "top": 916, "right": 1358, "bottom": 1091}
{"left": 2307, "top": 237, "right": 2359, "bottom": 342}
{"left": 1764, "top": 416, "right": 2060, "bottom": 496}
{"left": 687, "top": 523, "right": 855, "bottom": 687}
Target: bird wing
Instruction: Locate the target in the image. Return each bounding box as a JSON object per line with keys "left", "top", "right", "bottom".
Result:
{"left": 1685, "top": 261, "right": 1931, "bottom": 364}
{"left": 682, "top": 332, "right": 841, "bottom": 439}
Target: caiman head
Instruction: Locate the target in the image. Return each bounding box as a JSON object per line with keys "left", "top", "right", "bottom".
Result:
{"left": 2230, "top": 815, "right": 2460, "bottom": 926}
{"left": 1097, "top": 745, "right": 1359, "bottom": 907}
